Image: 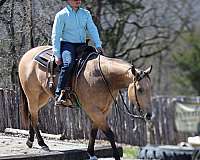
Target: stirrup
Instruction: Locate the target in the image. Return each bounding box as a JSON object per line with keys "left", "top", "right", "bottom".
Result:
{"left": 55, "top": 90, "right": 73, "bottom": 107}
{"left": 55, "top": 99, "right": 73, "bottom": 108}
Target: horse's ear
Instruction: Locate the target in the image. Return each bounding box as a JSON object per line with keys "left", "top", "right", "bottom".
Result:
{"left": 144, "top": 65, "right": 152, "bottom": 74}
{"left": 131, "top": 65, "right": 136, "bottom": 76}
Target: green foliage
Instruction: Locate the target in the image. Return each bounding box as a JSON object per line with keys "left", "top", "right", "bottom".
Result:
{"left": 173, "top": 33, "right": 200, "bottom": 95}
{"left": 123, "top": 146, "right": 139, "bottom": 158}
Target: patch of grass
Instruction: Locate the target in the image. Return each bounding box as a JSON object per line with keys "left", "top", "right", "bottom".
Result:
{"left": 123, "top": 146, "right": 139, "bottom": 158}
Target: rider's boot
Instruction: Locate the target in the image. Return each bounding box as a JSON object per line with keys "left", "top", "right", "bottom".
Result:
{"left": 55, "top": 88, "right": 73, "bottom": 107}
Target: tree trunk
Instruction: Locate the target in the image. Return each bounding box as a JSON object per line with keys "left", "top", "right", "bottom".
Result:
{"left": 27, "top": 0, "right": 34, "bottom": 48}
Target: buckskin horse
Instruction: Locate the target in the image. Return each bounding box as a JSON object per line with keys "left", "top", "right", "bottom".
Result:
{"left": 18, "top": 45, "right": 152, "bottom": 160}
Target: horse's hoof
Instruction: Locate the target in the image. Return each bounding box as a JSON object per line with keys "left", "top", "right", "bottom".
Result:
{"left": 60, "top": 134, "right": 66, "bottom": 140}
{"left": 89, "top": 156, "right": 98, "bottom": 160}
{"left": 26, "top": 140, "right": 33, "bottom": 148}
{"left": 41, "top": 146, "right": 50, "bottom": 151}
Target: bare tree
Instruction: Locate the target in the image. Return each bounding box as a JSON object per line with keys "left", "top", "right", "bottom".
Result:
{"left": 90, "top": 0, "right": 196, "bottom": 63}
{"left": 0, "top": 0, "right": 199, "bottom": 92}
{"left": 0, "top": 0, "right": 6, "bottom": 6}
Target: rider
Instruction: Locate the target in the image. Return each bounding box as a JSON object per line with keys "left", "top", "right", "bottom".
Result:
{"left": 52, "top": 0, "right": 103, "bottom": 106}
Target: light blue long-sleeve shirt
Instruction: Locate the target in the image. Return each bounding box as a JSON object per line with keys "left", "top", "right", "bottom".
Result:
{"left": 52, "top": 5, "right": 102, "bottom": 59}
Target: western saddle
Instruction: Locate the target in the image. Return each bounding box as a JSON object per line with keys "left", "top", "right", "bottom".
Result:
{"left": 34, "top": 45, "right": 98, "bottom": 107}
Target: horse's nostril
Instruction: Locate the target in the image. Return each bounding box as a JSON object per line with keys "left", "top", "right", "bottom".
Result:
{"left": 145, "top": 113, "right": 152, "bottom": 121}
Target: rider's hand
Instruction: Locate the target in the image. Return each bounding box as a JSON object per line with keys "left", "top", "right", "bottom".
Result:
{"left": 55, "top": 57, "right": 62, "bottom": 65}
{"left": 96, "top": 47, "right": 104, "bottom": 55}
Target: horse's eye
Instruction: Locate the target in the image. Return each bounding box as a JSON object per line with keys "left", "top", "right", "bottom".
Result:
{"left": 138, "top": 87, "right": 144, "bottom": 95}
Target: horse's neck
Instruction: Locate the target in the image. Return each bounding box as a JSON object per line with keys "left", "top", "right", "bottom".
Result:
{"left": 100, "top": 56, "right": 133, "bottom": 90}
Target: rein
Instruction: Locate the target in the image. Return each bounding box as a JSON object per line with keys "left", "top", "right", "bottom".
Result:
{"left": 97, "top": 54, "right": 146, "bottom": 121}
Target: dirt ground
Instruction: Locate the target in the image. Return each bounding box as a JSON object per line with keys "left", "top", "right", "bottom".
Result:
{"left": 0, "top": 132, "right": 133, "bottom": 160}
{"left": 0, "top": 132, "right": 88, "bottom": 157}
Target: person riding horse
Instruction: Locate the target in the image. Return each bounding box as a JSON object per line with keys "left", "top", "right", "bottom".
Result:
{"left": 18, "top": 1, "right": 153, "bottom": 159}
{"left": 52, "top": 0, "right": 104, "bottom": 106}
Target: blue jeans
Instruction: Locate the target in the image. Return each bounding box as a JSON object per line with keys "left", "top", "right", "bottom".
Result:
{"left": 55, "top": 41, "right": 85, "bottom": 96}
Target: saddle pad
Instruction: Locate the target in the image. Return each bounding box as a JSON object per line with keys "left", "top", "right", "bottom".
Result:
{"left": 34, "top": 47, "right": 53, "bottom": 67}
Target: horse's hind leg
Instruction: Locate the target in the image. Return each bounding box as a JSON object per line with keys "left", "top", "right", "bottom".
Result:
{"left": 26, "top": 116, "right": 48, "bottom": 150}
{"left": 27, "top": 92, "right": 49, "bottom": 150}
{"left": 26, "top": 115, "right": 35, "bottom": 148}
{"left": 35, "top": 92, "right": 50, "bottom": 150}
{"left": 35, "top": 126, "right": 49, "bottom": 150}
{"left": 87, "top": 123, "right": 98, "bottom": 159}
{"left": 29, "top": 106, "right": 49, "bottom": 150}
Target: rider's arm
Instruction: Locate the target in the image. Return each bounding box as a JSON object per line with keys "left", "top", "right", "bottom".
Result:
{"left": 86, "top": 11, "right": 102, "bottom": 48}
{"left": 52, "top": 13, "right": 64, "bottom": 60}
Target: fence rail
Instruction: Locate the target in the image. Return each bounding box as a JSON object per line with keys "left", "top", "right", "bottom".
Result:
{"left": 0, "top": 88, "right": 198, "bottom": 145}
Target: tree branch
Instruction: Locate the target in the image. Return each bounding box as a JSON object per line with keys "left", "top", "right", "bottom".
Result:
{"left": 0, "top": 0, "right": 7, "bottom": 7}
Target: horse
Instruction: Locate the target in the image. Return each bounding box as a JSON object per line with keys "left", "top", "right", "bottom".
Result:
{"left": 18, "top": 46, "right": 152, "bottom": 160}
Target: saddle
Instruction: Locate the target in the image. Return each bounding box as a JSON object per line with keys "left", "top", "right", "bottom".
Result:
{"left": 34, "top": 45, "right": 98, "bottom": 107}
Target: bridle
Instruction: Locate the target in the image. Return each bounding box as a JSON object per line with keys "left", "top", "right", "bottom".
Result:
{"left": 98, "top": 54, "right": 151, "bottom": 121}
{"left": 133, "top": 70, "right": 151, "bottom": 113}
{"left": 118, "top": 71, "right": 151, "bottom": 121}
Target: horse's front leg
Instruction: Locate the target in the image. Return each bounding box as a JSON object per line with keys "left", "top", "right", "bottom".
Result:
{"left": 87, "top": 110, "right": 121, "bottom": 160}
{"left": 87, "top": 123, "right": 98, "bottom": 160}
{"left": 103, "top": 128, "right": 120, "bottom": 160}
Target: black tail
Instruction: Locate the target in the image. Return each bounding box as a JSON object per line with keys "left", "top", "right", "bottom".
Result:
{"left": 19, "top": 79, "right": 29, "bottom": 129}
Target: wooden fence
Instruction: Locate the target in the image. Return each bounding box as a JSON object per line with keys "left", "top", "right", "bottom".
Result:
{"left": 0, "top": 88, "right": 198, "bottom": 146}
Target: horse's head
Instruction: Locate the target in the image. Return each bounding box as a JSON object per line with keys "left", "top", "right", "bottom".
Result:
{"left": 128, "top": 65, "right": 152, "bottom": 121}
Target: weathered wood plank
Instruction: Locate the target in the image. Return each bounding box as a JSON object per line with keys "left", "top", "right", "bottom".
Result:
{"left": 1, "top": 88, "right": 200, "bottom": 145}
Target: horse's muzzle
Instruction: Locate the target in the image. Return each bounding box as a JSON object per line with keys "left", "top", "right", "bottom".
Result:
{"left": 144, "top": 112, "right": 152, "bottom": 121}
